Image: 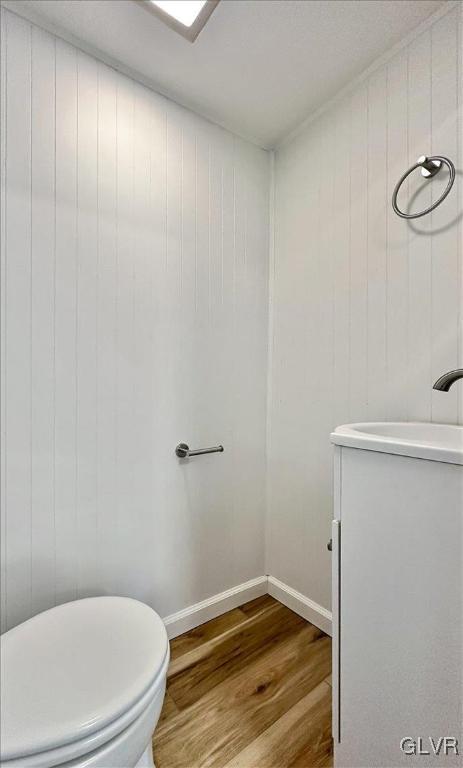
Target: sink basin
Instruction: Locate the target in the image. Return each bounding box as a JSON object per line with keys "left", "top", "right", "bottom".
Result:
{"left": 331, "top": 421, "right": 463, "bottom": 464}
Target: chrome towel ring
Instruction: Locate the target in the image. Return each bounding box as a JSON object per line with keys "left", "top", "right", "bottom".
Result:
{"left": 392, "top": 155, "right": 455, "bottom": 219}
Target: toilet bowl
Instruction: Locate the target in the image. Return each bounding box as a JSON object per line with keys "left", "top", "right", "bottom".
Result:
{"left": 0, "top": 597, "right": 169, "bottom": 768}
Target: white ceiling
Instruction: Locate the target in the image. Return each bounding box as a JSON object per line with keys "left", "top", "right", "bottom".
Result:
{"left": 3, "top": 0, "right": 447, "bottom": 147}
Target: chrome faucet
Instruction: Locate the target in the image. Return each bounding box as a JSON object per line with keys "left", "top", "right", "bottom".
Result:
{"left": 432, "top": 369, "right": 463, "bottom": 392}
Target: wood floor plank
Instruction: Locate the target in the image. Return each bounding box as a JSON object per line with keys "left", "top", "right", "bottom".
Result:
{"left": 291, "top": 748, "right": 333, "bottom": 768}
{"left": 238, "top": 594, "right": 280, "bottom": 618}
{"left": 167, "top": 602, "right": 307, "bottom": 710}
{"left": 223, "top": 677, "right": 332, "bottom": 768}
{"left": 158, "top": 691, "right": 180, "bottom": 730}
{"left": 153, "top": 621, "right": 331, "bottom": 768}
{"left": 169, "top": 609, "right": 247, "bottom": 662}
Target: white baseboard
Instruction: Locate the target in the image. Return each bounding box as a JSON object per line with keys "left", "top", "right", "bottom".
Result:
{"left": 267, "top": 575, "right": 332, "bottom": 636}
{"left": 162, "top": 576, "right": 268, "bottom": 639}
{"left": 163, "top": 574, "right": 332, "bottom": 639}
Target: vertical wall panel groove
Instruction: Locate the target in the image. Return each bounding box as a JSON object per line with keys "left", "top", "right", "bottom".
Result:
{"left": 54, "top": 38, "right": 78, "bottom": 606}
{"left": 96, "top": 62, "right": 117, "bottom": 594}
{"left": 31, "top": 25, "right": 56, "bottom": 615}
{"left": 407, "top": 30, "right": 433, "bottom": 421}
{"left": 76, "top": 51, "right": 98, "bottom": 598}
{"left": 430, "top": 10, "right": 460, "bottom": 424}
{"left": 386, "top": 51, "right": 409, "bottom": 421}
{"left": 4, "top": 11, "right": 32, "bottom": 629}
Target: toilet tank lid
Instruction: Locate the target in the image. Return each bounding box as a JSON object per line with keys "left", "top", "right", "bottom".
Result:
{"left": 0, "top": 596, "right": 169, "bottom": 761}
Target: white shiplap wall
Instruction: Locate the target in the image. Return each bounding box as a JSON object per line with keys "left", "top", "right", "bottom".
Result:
{"left": 0, "top": 8, "right": 269, "bottom": 632}
{"left": 267, "top": 4, "right": 463, "bottom": 612}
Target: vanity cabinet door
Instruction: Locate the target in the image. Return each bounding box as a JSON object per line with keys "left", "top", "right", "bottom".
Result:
{"left": 334, "top": 446, "right": 462, "bottom": 768}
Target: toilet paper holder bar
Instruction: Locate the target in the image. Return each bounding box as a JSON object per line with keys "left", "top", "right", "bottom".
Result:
{"left": 175, "top": 443, "right": 224, "bottom": 458}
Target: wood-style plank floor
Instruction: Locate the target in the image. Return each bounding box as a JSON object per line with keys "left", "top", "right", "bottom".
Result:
{"left": 153, "top": 595, "right": 333, "bottom": 768}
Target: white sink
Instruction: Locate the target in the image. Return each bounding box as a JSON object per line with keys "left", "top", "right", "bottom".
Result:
{"left": 331, "top": 421, "right": 463, "bottom": 464}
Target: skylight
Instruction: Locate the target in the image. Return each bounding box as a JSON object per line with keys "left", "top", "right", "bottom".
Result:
{"left": 138, "top": 0, "right": 218, "bottom": 41}
{"left": 149, "top": 0, "right": 207, "bottom": 28}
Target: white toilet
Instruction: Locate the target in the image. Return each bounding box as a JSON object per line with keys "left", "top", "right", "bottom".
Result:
{"left": 0, "top": 596, "right": 169, "bottom": 768}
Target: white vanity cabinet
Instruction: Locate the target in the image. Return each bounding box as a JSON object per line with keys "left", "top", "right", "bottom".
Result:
{"left": 331, "top": 423, "right": 463, "bottom": 768}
